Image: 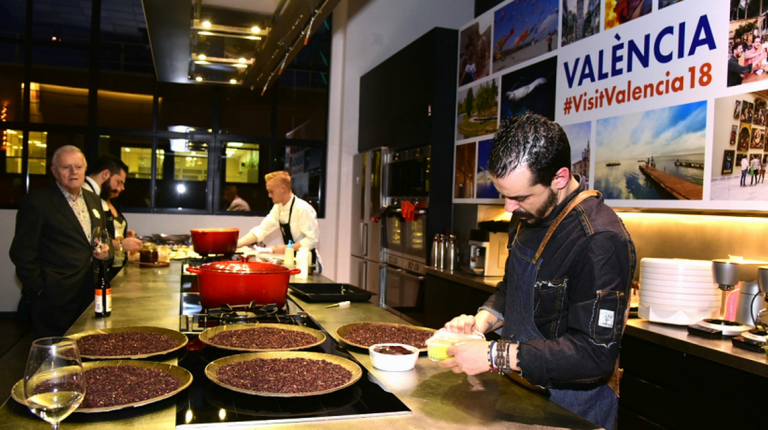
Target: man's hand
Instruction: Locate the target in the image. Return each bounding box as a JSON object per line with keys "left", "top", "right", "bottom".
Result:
{"left": 126, "top": 229, "right": 136, "bottom": 238}
{"left": 444, "top": 310, "right": 500, "bottom": 335}
{"left": 93, "top": 242, "right": 110, "bottom": 260}
{"left": 121, "top": 237, "right": 142, "bottom": 253}
{"left": 438, "top": 340, "right": 490, "bottom": 375}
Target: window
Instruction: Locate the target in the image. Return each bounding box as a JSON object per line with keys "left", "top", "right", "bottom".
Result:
{"left": 275, "top": 145, "right": 325, "bottom": 214}
{"left": 155, "top": 138, "right": 208, "bottom": 210}
{"left": 218, "top": 141, "right": 271, "bottom": 213}
{"left": 0, "top": 128, "right": 24, "bottom": 207}
{"left": 30, "top": 46, "right": 90, "bottom": 126}
{"left": 32, "top": 0, "right": 92, "bottom": 45}
{"left": 28, "top": 131, "right": 85, "bottom": 193}
{"left": 99, "top": 135, "right": 152, "bottom": 209}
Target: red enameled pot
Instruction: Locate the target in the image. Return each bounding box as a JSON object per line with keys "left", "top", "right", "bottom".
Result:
{"left": 186, "top": 260, "right": 301, "bottom": 309}
{"left": 190, "top": 228, "right": 239, "bottom": 255}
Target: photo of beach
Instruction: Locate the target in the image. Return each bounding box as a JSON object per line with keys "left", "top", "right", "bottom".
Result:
{"left": 594, "top": 100, "right": 706, "bottom": 200}
{"left": 456, "top": 78, "right": 499, "bottom": 140}
{"left": 492, "top": 0, "right": 559, "bottom": 73}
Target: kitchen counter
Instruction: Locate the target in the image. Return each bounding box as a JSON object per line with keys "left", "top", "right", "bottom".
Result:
{"left": 426, "top": 266, "right": 503, "bottom": 294}
{"left": 0, "top": 262, "right": 598, "bottom": 430}
{"left": 425, "top": 268, "right": 768, "bottom": 376}
{"left": 625, "top": 319, "right": 768, "bottom": 377}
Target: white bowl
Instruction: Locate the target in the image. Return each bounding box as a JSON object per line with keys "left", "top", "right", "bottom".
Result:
{"left": 639, "top": 278, "right": 717, "bottom": 291}
{"left": 369, "top": 343, "right": 419, "bottom": 372}
{"left": 640, "top": 258, "right": 712, "bottom": 270}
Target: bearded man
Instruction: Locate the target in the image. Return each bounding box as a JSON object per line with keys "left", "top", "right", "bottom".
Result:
{"left": 440, "top": 113, "right": 636, "bottom": 430}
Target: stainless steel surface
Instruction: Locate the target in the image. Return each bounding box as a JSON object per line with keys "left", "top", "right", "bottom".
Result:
{"left": 426, "top": 266, "right": 503, "bottom": 294}
{"left": 712, "top": 260, "right": 741, "bottom": 291}
{"left": 0, "top": 262, "right": 599, "bottom": 429}
{"left": 626, "top": 319, "right": 768, "bottom": 378}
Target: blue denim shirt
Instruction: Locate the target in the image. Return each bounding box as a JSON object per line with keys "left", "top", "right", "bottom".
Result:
{"left": 481, "top": 179, "right": 636, "bottom": 387}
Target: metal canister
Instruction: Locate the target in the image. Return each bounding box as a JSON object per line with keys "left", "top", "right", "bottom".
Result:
{"left": 432, "top": 234, "right": 444, "bottom": 268}
{"left": 445, "top": 234, "right": 457, "bottom": 272}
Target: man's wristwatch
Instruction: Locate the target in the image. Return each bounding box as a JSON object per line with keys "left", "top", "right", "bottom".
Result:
{"left": 118, "top": 239, "right": 123, "bottom": 252}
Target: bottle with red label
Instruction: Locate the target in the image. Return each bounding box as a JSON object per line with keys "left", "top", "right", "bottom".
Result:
{"left": 94, "top": 260, "right": 112, "bottom": 317}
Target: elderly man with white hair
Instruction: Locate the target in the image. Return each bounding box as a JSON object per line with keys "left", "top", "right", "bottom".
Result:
{"left": 10, "top": 145, "right": 111, "bottom": 338}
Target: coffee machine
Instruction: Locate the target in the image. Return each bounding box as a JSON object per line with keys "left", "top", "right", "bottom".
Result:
{"left": 468, "top": 229, "right": 508, "bottom": 276}
{"left": 687, "top": 259, "right": 763, "bottom": 338}
{"left": 733, "top": 266, "right": 768, "bottom": 349}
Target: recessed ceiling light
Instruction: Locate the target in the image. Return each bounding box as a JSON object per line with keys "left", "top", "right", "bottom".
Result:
{"left": 229, "top": 79, "right": 237, "bottom": 84}
{"left": 238, "top": 58, "right": 246, "bottom": 63}
{"left": 198, "top": 54, "right": 206, "bottom": 60}
{"left": 199, "top": 31, "right": 213, "bottom": 36}
{"left": 194, "top": 61, "right": 210, "bottom": 65}
{"left": 251, "top": 26, "right": 260, "bottom": 33}
{"left": 202, "top": 21, "right": 211, "bottom": 28}
{"left": 233, "top": 64, "right": 248, "bottom": 68}
{"left": 246, "top": 36, "right": 261, "bottom": 40}
{"left": 195, "top": 76, "right": 203, "bottom": 82}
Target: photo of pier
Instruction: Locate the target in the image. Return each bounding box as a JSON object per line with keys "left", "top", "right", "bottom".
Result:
{"left": 594, "top": 100, "right": 706, "bottom": 200}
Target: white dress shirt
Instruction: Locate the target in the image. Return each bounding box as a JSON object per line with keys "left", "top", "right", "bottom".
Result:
{"left": 250, "top": 194, "right": 319, "bottom": 250}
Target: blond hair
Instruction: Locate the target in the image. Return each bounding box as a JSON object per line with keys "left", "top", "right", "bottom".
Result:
{"left": 265, "top": 170, "right": 291, "bottom": 188}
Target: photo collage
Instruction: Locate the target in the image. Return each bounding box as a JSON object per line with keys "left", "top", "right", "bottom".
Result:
{"left": 453, "top": 1, "right": 768, "bottom": 211}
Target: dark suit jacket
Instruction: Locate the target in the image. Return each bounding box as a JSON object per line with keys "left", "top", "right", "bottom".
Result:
{"left": 10, "top": 183, "right": 109, "bottom": 337}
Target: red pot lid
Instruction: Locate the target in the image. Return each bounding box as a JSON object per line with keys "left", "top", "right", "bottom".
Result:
{"left": 198, "top": 260, "right": 292, "bottom": 274}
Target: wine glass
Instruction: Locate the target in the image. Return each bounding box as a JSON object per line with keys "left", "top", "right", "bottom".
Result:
{"left": 23, "top": 337, "right": 86, "bottom": 429}
{"left": 91, "top": 226, "right": 112, "bottom": 260}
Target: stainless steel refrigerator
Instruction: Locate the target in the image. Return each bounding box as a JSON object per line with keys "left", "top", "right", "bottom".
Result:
{"left": 350, "top": 148, "right": 386, "bottom": 304}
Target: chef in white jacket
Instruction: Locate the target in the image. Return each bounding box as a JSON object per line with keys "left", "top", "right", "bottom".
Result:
{"left": 237, "top": 171, "right": 321, "bottom": 270}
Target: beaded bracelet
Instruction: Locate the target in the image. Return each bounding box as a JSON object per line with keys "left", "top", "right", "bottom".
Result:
{"left": 487, "top": 341, "right": 497, "bottom": 372}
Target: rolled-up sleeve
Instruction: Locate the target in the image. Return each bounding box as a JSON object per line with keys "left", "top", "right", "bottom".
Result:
{"left": 251, "top": 205, "right": 280, "bottom": 242}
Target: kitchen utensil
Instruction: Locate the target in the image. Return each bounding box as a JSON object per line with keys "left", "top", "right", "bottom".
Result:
{"left": 14, "top": 360, "right": 192, "bottom": 413}
{"left": 198, "top": 323, "right": 326, "bottom": 352}
{"left": 204, "top": 351, "right": 362, "bottom": 397}
{"left": 187, "top": 261, "right": 300, "bottom": 309}
{"left": 425, "top": 329, "right": 485, "bottom": 361}
{"left": 324, "top": 301, "right": 350, "bottom": 309}
{"left": 190, "top": 228, "right": 239, "bottom": 255}
{"left": 23, "top": 337, "right": 86, "bottom": 428}
{"left": 369, "top": 344, "right": 419, "bottom": 371}
{"left": 288, "top": 283, "right": 374, "bottom": 302}
{"left": 67, "top": 326, "right": 188, "bottom": 359}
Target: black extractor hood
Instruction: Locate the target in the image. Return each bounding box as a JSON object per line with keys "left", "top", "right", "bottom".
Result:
{"left": 143, "top": 0, "right": 339, "bottom": 91}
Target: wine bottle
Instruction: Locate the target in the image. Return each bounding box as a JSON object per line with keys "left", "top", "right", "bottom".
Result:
{"left": 94, "top": 260, "right": 112, "bottom": 317}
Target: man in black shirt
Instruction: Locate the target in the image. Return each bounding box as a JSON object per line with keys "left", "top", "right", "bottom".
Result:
{"left": 728, "top": 42, "right": 753, "bottom": 87}
{"left": 440, "top": 113, "right": 636, "bottom": 430}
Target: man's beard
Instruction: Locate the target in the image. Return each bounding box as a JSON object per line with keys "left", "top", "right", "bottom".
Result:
{"left": 513, "top": 188, "right": 558, "bottom": 227}
{"left": 100, "top": 180, "right": 114, "bottom": 200}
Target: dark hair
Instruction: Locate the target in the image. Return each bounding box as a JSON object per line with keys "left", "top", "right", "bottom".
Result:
{"left": 487, "top": 112, "right": 571, "bottom": 186}
{"left": 89, "top": 154, "right": 128, "bottom": 176}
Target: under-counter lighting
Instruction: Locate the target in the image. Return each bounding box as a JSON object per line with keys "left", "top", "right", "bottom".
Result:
{"left": 233, "top": 64, "right": 247, "bottom": 68}
{"left": 202, "top": 21, "right": 211, "bottom": 28}
{"left": 251, "top": 26, "right": 260, "bottom": 33}
{"left": 198, "top": 54, "right": 207, "bottom": 60}
{"left": 238, "top": 58, "right": 247, "bottom": 63}
{"left": 198, "top": 31, "right": 213, "bottom": 36}
{"left": 229, "top": 79, "right": 237, "bottom": 84}
{"left": 194, "top": 61, "right": 210, "bottom": 65}
{"left": 246, "top": 36, "right": 261, "bottom": 40}
{"left": 195, "top": 76, "right": 203, "bottom": 82}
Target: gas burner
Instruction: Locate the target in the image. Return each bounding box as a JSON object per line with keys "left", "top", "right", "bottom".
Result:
{"left": 742, "top": 328, "right": 768, "bottom": 343}
{"left": 208, "top": 302, "right": 280, "bottom": 324}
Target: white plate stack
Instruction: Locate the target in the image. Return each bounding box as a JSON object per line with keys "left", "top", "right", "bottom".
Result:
{"left": 638, "top": 258, "right": 721, "bottom": 325}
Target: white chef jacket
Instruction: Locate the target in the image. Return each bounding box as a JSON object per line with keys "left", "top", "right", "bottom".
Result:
{"left": 250, "top": 194, "right": 319, "bottom": 250}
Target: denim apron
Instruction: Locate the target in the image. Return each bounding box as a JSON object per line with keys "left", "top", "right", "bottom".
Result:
{"left": 503, "top": 190, "right": 618, "bottom": 430}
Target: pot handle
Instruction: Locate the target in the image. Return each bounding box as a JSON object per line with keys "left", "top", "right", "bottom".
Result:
{"left": 186, "top": 266, "right": 202, "bottom": 274}
{"left": 289, "top": 268, "right": 302, "bottom": 276}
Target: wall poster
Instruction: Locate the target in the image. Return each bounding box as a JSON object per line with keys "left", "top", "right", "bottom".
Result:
{"left": 453, "top": 0, "right": 768, "bottom": 211}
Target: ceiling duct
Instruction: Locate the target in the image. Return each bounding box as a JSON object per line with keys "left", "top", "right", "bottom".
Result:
{"left": 144, "top": 0, "right": 339, "bottom": 91}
